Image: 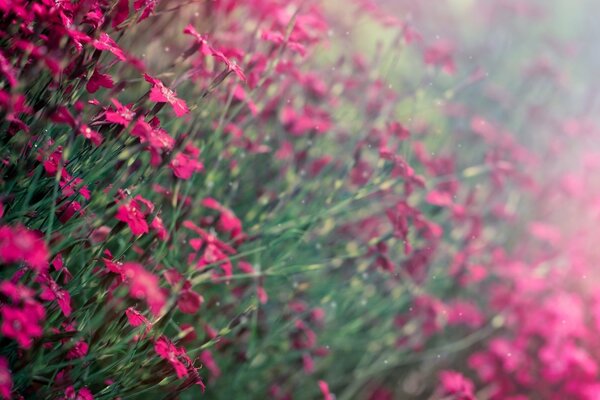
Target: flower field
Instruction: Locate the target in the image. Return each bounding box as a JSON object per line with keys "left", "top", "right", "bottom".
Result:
{"left": 1, "top": 0, "right": 600, "bottom": 399}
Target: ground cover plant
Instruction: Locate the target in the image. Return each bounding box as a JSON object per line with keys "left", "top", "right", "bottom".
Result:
{"left": 1, "top": 0, "right": 600, "bottom": 399}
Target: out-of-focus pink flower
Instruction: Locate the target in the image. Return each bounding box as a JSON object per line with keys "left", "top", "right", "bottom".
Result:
{"left": 438, "top": 370, "right": 476, "bottom": 400}
{"left": 67, "top": 341, "right": 89, "bottom": 360}
{"left": 78, "top": 124, "right": 103, "bottom": 146}
{"left": 38, "top": 273, "right": 72, "bottom": 317}
{"left": 177, "top": 289, "right": 203, "bottom": 314}
{"left": 318, "top": 380, "right": 333, "bottom": 400}
{"left": 122, "top": 262, "right": 166, "bottom": 315}
{"left": 125, "top": 307, "right": 150, "bottom": 328}
{"left": 0, "top": 357, "right": 12, "bottom": 400}
{"left": 170, "top": 144, "right": 204, "bottom": 180}
{"left": 1, "top": 302, "right": 45, "bottom": 348}
{"left": 199, "top": 350, "right": 221, "bottom": 378}
{"left": 63, "top": 386, "right": 94, "bottom": 400}
{"left": 0, "top": 225, "right": 49, "bottom": 272}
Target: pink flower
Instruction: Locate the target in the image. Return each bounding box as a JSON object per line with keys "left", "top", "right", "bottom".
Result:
{"left": 183, "top": 24, "right": 211, "bottom": 55}
{"left": 1, "top": 303, "right": 45, "bottom": 349}
{"left": 38, "top": 273, "right": 72, "bottom": 317}
{"left": 67, "top": 341, "right": 89, "bottom": 360}
{"left": 0, "top": 225, "right": 49, "bottom": 272}
{"left": 122, "top": 262, "right": 166, "bottom": 315}
{"left": 318, "top": 380, "right": 333, "bottom": 400}
{"left": 177, "top": 289, "right": 203, "bottom": 314}
{"left": 125, "top": 307, "right": 150, "bottom": 328}
{"left": 424, "top": 39, "right": 456, "bottom": 75}
{"left": 86, "top": 69, "right": 114, "bottom": 94}
{"left": 78, "top": 124, "right": 103, "bottom": 146}
{"left": 150, "top": 215, "right": 168, "bottom": 240}
{"left": 169, "top": 144, "right": 204, "bottom": 180}
{"left": 201, "top": 197, "right": 243, "bottom": 239}
{"left": 134, "top": 0, "right": 158, "bottom": 22}
{"left": 210, "top": 49, "right": 246, "bottom": 81}
{"left": 0, "top": 357, "right": 12, "bottom": 400}
{"left": 116, "top": 195, "right": 154, "bottom": 235}
{"left": 199, "top": 350, "right": 220, "bottom": 378}
{"left": 93, "top": 33, "right": 127, "bottom": 62}
{"left": 63, "top": 386, "right": 93, "bottom": 400}
{"left": 144, "top": 74, "right": 189, "bottom": 117}
{"left": 112, "top": 0, "right": 130, "bottom": 28}
{"left": 131, "top": 118, "right": 175, "bottom": 164}
{"left": 105, "top": 99, "right": 135, "bottom": 126}
{"left": 438, "top": 370, "right": 476, "bottom": 400}
{"left": 154, "top": 336, "right": 189, "bottom": 378}
{"left": 0, "top": 282, "right": 34, "bottom": 303}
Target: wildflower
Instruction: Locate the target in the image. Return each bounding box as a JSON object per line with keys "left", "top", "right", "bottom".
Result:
{"left": 93, "top": 33, "right": 127, "bottom": 62}
{"left": 0, "top": 357, "right": 12, "bottom": 400}
{"left": 122, "top": 262, "right": 166, "bottom": 315}
{"left": 437, "top": 370, "right": 476, "bottom": 400}
{"left": 38, "top": 273, "right": 72, "bottom": 317}
{"left": 86, "top": 69, "right": 114, "bottom": 94}
{"left": 154, "top": 336, "right": 189, "bottom": 378}
{"left": 78, "top": 124, "right": 103, "bottom": 146}
{"left": 125, "top": 307, "right": 151, "bottom": 329}
{"left": 67, "top": 341, "right": 89, "bottom": 360}
{"left": 318, "top": 380, "right": 333, "bottom": 400}
{"left": 131, "top": 118, "right": 175, "bottom": 164}
{"left": 0, "top": 302, "right": 45, "bottom": 349}
{"left": 63, "top": 386, "right": 93, "bottom": 400}
{"left": 105, "top": 99, "right": 135, "bottom": 126}
{"left": 210, "top": 49, "right": 246, "bottom": 81}
{"left": 177, "top": 289, "right": 203, "bottom": 314}
{"left": 0, "top": 225, "right": 49, "bottom": 272}
{"left": 144, "top": 74, "right": 189, "bottom": 117}
{"left": 170, "top": 144, "right": 204, "bottom": 180}
{"left": 150, "top": 215, "right": 168, "bottom": 240}
{"left": 134, "top": 0, "right": 158, "bottom": 22}
{"left": 183, "top": 24, "right": 211, "bottom": 55}
{"left": 423, "top": 39, "right": 456, "bottom": 75}
{"left": 0, "top": 282, "right": 34, "bottom": 303}
{"left": 199, "top": 350, "right": 220, "bottom": 378}
{"left": 116, "top": 195, "right": 154, "bottom": 235}
{"left": 201, "top": 197, "right": 243, "bottom": 239}
{"left": 113, "top": 0, "right": 130, "bottom": 28}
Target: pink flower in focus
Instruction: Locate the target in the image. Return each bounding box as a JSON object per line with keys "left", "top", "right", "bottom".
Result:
{"left": 105, "top": 99, "right": 135, "bottom": 126}
{"left": 144, "top": 74, "right": 189, "bottom": 117}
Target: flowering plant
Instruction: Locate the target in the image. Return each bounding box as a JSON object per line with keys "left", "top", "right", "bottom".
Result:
{"left": 0, "top": 0, "right": 599, "bottom": 399}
